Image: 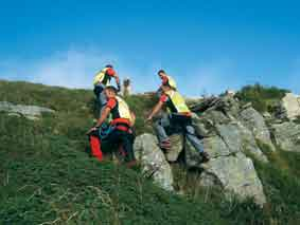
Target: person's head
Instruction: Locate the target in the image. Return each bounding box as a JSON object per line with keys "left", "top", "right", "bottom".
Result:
{"left": 104, "top": 86, "right": 118, "bottom": 98}
{"left": 161, "top": 84, "right": 172, "bottom": 93}
{"left": 105, "top": 64, "right": 114, "bottom": 69}
{"left": 157, "top": 69, "right": 166, "bottom": 79}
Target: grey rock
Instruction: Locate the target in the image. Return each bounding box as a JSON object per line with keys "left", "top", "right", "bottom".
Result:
{"left": 239, "top": 107, "right": 275, "bottom": 151}
{"left": 204, "top": 110, "right": 231, "bottom": 125}
{"left": 190, "top": 99, "right": 269, "bottom": 163}
{"left": 191, "top": 113, "right": 212, "bottom": 137}
{"left": 0, "top": 101, "right": 55, "bottom": 120}
{"left": 184, "top": 138, "right": 203, "bottom": 168}
{"left": 200, "top": 152, "right": 266, "bottom": 206}
{"left": 271, "top": 122, "right": 300, "bottom": 152}
{"left": 214, "top": 96, "right": 241, "bottom": 118}
{"left": 281, "top": 93, "right": 300, "bottom": 120}
{"left": 216, "top": 122, "right": 243, "bottom": 154}
{"left": 185, "top": 135, "right": 230, "bottom": 168}
{"left": 134, "top": 134, "right": 174, "bottom": 191}
{"left": 216, "top": 121, "right": 268, "bottom": 163}
{"left": 202, "top": 136, "right": 231, "bottom": 158}
{"left": 165, "top": 134, "right": 184, "bottom": 162}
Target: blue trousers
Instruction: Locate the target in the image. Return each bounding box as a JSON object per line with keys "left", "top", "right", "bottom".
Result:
{"left": 154, "top": 113, "right": 204, "bottom": 153}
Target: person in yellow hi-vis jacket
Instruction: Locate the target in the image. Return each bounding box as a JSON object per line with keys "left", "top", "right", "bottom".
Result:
{"left": 87, "top": 86, "right": 137, "bottom": 168}
{"left": 147, "top": 84, "right": 209, "bottom": 162}
{"left": 93, "top": 64, "right": 121, "bottom": 109}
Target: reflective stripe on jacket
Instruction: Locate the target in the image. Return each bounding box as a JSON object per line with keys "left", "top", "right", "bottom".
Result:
{"left": 166, "top": 75, "right": 177, "bottom": 90}
{"left": 109, "top": 96, "right": 133, "bottom": 126}
{"left": 165, "top": 90, "right": 191, "bottom": 114}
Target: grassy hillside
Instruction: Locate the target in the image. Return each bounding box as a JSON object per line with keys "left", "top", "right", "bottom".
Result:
{"left": 0, "top": 80, "right": 227, "bottom": 225}
{"left": 0, "top": 80, "right": 300, "bottom": 224}
{"left": 0, "top": 113, "right": 230, "bottom": 225}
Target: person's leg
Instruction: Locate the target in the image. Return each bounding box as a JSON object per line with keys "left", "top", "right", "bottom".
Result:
{"left": 185, "top": 125, "right": 210, "bottom": 162}
{"left": 121, "top": 132, "right": 135, "bottom": 163}
{"left": 154, "top": 114, "right": 171, "bottom": 143}
{"left": 185, "top": 125, "right": 204, "bottom": 153}
{"left": 105, "top": 129, "right": 136, "bottom": 166}
{"left": 88, "top": 130, "right": 103, "bottom": 161}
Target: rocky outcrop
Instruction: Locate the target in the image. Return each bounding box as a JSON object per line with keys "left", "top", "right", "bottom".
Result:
{"left": 131, "top": 95, "right": 300, "bottom": 206}
{"left": 165, "top": 134, "right": 184, "bottom": 162}
{"left": 187, "top": 97, "right": 269, "bottom": 205}
{"left": 190, "top": 97, "right": 269, "bottom": 163}
{"left": 0, "top": 101, "right": 55, "bottom": 120}
{"left": 281, "top": 93, "right": 300, "bottom": 120}
{"left": 271, "top": 122, "right": 300, "bottom": 152}
{"left": 200, "top": 152, "right": 266, "bottom": 206}
{"left": 239, "top": 106, "right": 275, "bottom": 151}
{"left": 132, "top": 94, "right": 300, "bottom": 206}
{"left": 133, "top": 134, "right": 174, "bottom": 191}
{"left": 135, "top": 96, "right": 271, "bottom": 206}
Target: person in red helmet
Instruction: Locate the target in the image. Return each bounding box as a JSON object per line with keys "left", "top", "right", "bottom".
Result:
{"left": 93, "top": 65, "right": 121, "bottom": 109}
{"left": 156, "top": 69, "right": 177, "bottom": 97}
{"left": 87, "top": 86, "right": 137, "bottom": 168}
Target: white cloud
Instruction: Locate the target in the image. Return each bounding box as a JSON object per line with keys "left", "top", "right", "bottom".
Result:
{"left": 0, "top": 49, "right": 242, "bottom": 96}
{"left": 0, "top": 49, "right": 161, "bottom": 93}
{"left": 31, "top": 49, "right": 117, "bottom": 88}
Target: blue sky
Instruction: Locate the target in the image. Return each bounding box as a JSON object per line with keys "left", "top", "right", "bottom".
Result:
{"left": 0, "top": 0, "right": 299, "bottom": 96}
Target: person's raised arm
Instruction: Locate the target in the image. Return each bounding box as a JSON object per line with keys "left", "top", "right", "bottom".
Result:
{"left": 114, "top": 74, "right": 121, "bottom": 92}
{"left": 95, "top": 107, "right": 111, "bottom": 128}
{"left": 87, "top": 107, "right": 111, "bottom": 134}
{"left": 130, "top": 111, "right": 136, "bottom": 126}
{"left": 147, "top": 101, "right": 164, "bottom": 122}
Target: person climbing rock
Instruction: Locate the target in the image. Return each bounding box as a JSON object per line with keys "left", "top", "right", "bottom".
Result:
{"left": 147, "top": 84, "right": 209, "bottom": 162}
{"left": 87, "top": 86, "right": 137, "bottom": 168}
{"left": 93, "top": 64, "right": 121, "bottom": 109}
{"left": 157, "top": 70, "right": 177, "bottom": 96}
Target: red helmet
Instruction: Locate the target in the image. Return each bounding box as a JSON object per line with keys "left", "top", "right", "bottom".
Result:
{"left": 106, "top": 68, "right": 115, "bottom": 76}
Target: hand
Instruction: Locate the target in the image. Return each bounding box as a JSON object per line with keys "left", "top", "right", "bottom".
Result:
{"left": 146, "top": 116, "right": 153, "bottom": 123}
{"left": 86, "top": 127, "right": 97, "bottom": 135}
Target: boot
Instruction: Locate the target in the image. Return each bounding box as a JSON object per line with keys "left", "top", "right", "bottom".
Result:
{"left": 159, "top": 140, "right": 171, "bottom": 151}
{"left": 200, "top": 151, "right": 210, "bottom": 163}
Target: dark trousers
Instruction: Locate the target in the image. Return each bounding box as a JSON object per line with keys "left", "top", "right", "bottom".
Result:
{"left": 104, "top": 129, "right": 135, "bottom": 162}
{"left": 89, "top": 126, "right": 135, "bottom": 163}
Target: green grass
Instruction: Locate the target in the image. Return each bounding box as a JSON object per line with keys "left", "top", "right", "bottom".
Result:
{"left": 250, "top": 141, "right": 300, "bottom": 224}
{"left": 253, "top": 156, "right": 300, "bottom": 224}
{"left": 0, "top": 81, "right": 226, "bottom": 224}
{"left": 124, "top": 95, "right": 157, "bottom": 135}
{"left": 1, "top": 80, "right": 300, "bottom": 224}
{"left": 236, "top": 83, "right": 289, "bottom": 113}
{"left": 0, "top": 111, "right": 228, "bottom": 225}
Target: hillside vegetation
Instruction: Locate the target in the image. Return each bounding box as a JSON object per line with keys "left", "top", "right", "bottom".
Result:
{"left": 236, "top": 83, "right": 289, "bottom": 113}
{"left": 1, "top": 80, "right": 300, "bottom": 224}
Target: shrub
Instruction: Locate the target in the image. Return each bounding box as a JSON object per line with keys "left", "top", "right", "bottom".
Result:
{"left": 236, "top": 83, "right": 289, "bottom": 113}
